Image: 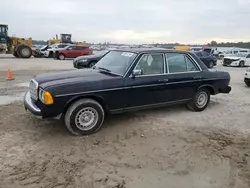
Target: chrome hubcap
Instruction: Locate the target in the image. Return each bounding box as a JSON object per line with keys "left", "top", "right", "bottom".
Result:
{"left": 75, "top": 107, "right": 98, "bottom": 131}
{"left": 196, "top": 91, "right": 208, "bottom": 108}
{"left": 59, "top": 55, "right": 64, "bottom": 59}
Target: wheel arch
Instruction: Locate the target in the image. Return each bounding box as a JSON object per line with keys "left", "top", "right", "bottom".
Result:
{"left": 198, "top": 84, "right": 216, "bottom": 95}
{"left": 62, "top": 95, "right": 108, "bottom": 116}
{"left": 88, "top": 60, "right": 98, "bottom": 67}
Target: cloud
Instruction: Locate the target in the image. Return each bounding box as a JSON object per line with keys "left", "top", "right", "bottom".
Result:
{"left": 1, "top": 0, "right": 250, "bottom": 44}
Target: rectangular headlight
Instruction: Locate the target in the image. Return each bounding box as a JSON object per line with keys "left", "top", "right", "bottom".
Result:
{"left": 80, "top": 59, "right": 87, "bottom": 62}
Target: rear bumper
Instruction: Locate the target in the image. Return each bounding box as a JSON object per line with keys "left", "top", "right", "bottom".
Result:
{"left": 219, "top": 86, "right": 231, "bottom": 94}
{"left": 24, "top": 92, "right": 42, "bottom": 116}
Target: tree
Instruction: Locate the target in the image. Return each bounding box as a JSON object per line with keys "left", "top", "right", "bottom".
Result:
{"left": 210, "top": 41, "right": 217, "bottom": 46}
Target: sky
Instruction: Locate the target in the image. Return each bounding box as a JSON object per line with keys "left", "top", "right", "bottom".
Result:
{"left": 1, "top": 0, "right": 250, "bottom": 44}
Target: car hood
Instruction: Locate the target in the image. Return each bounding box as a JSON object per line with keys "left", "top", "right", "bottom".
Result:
{"left": 74, "top": 54, "right": 103, "bottom": 61}
{"left": 224, "top": 56, "right": 243, "bottom": 60}
{"left": 35, "top": 69, "right": 117, "bottom": 88}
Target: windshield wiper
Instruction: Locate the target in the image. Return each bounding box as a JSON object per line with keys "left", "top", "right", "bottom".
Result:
{"left": 97, "top": 67, "right": 111, "bottom": 72}
{"left": 96, "top": 66, "right": 121, "bottom": 76}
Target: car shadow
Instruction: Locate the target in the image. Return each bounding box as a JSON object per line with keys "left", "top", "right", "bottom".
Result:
{"left": 30, "top": 100, "right": 223, "bottom": 137}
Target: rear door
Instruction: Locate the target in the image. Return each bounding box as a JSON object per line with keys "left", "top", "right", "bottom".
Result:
{"left": 162, "top": 53, "right": 202, "bottom": 101}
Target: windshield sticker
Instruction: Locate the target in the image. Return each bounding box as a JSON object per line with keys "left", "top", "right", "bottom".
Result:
{"left": 122, "top": 52, "right": 134, "bottom": 57}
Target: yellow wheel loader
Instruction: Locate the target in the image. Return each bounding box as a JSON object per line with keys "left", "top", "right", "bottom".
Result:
{"left": 48, "top": 33, "right": 87, "bottom": 46}
{"left": 0, "top": 24, "right": 33, "bottom": 58}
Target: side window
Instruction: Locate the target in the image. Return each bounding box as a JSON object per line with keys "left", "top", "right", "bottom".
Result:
{"left": 135, "top": 54, "right": 164, "bottom": 75}
{"left": 234, "top": 51, "right": 238, "bottom": 54}
{"left": 201, "top": 51, "right": 209, "bottom": 56}
{"left": 195, "top": 52, "right": 201, "bottom": 57}
{"left": 166, "top": 53, "right": 198, "bottom": 73}
{"left": 246, "top": 54, "right": 250, "bottom": 58}
{"left": 186, "top": 57, "right": 199, "bottom": 72}
{"left": 70, "top": 46, "right": 77, "bottom": 50}
{"left": 76, "top": 46, "right": 84, "bottom": 50}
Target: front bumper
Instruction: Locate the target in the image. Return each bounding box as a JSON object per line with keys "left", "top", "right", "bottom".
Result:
{"left": 245, "top": 71, "right": 250, "bottom": 79}
{"left": 24, "top": 91, "right": 42, "bottom": 116}
{"left": 245, "top": 77, "right": 250, "bottom": 84}
{"left": 223, "top": 60, "right": 240, "bottom": 66}
{"left": 73, "top": 61, "right": 88, "bottom": 69}
{"left": 219, "top": 86, "right": 231, "bottom": 94}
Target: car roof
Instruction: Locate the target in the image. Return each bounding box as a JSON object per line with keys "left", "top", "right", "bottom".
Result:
{"left": 112, "top": 48, "right": 190, "bottom": 54}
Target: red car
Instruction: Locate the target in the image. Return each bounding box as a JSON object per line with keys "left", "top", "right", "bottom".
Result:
{"left": 54, "top": 46, "right": 91, "bottom": 60}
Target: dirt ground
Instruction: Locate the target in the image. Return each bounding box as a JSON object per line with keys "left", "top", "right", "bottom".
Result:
{"left": 0, "top": 56, "right": 250, "bottom": 188}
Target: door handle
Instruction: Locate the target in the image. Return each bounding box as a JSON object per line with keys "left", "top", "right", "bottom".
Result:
{"left": 158, "top": 79, "right": 168, "bottom": 82}
{"left": 193, "top": 76, "right": 202, "bottom": 79}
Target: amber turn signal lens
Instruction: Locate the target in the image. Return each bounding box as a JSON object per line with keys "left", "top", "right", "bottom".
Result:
{"left": 43, "top": 91, "right": 54, "bottom": 105}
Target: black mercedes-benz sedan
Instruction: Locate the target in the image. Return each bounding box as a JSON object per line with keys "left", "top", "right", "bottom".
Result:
{"left": 24, "top": 48, "right": 231, "bottom": 136}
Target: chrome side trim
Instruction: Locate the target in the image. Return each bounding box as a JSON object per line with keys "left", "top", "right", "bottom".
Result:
{"left": 110, "top": 99, "right": 191, "bottom": 113}
{"left": 54, "top": 77, "right": 225, "bottom": 97}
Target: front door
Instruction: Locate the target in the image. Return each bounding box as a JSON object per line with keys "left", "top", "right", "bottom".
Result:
{"left": 124, "top": 53, "right": 171, "bottom": 109}
{"left": 67, "top": 46, "right": 78, "bottom": 58}
{"left": 246, "top": 54, "right": 250, "bottom": 66}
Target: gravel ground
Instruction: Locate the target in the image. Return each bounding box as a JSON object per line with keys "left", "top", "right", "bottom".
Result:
{"left": 0, "top": 56, "right": 250, "bottom": 188}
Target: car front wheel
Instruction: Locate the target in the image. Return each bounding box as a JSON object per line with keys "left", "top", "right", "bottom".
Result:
{"left": 64, "top": 99, "right": 105, "bottom": 136}
{"left": 187, "top": 88, "right": 210, "bottom": 112}
{"left": 239, "top": 61, "right": 245, "bottom": 67}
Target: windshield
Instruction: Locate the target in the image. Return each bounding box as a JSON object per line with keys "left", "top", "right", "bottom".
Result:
{"left": 231, "top": 53, "right": 247, "bottom": 57}
{"left": 95, "top": 51, "right": 137, "bottom": 76}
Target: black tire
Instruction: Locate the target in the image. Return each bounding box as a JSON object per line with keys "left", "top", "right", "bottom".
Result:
{"left": 187, "top": 88, "right": 210, "bottom": 112}
{"left": 13, "top": 51, "right": 19, "bottom": 58}
{"left": 58, "top": 53, "right": 65, "bottom": 60}
{"left": 88, "top": 61, "right": 97, "bottom": 68}
{"left": 64, "top": 99, "right": 105, "bottom": 136}
{"left": 239, "top": 61, "right": 245, "bottom": 67}
{"left": 208, "top": 61, "right": 214, "bottom": 68}
{"left": 17, "top": 45, "right": 32, "bottom": 58}
{"left": 48, "top": 51, "right": 54, "bottom": 58}
{"left": 245, "top": 82, "right": 250, "bottom": 87}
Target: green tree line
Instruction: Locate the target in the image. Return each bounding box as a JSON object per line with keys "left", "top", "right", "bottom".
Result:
{"left": 208, "top": 41, "right": 250, "bottom": 49}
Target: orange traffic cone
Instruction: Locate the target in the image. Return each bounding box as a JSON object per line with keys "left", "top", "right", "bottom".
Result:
{"left": 6, "top": 68, "right": 14, "bottom": 81}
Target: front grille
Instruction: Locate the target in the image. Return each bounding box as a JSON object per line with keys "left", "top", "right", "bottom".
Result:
{"left": 29, "top": 79, "right": 38, "bottom": 100}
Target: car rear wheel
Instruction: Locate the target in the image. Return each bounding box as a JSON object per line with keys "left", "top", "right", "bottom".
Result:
{"left": 239, "top": 61, "right": 245, "bottom": 67}
{"left": 64, "top": 99, "right": 105, "bottom": 136}
{"left": 208, "top": 61, "right": 214, "bottom": 68}
{"left": 187, "top": 88, "right": 210, "bottom": 112}
{"left": 59, "top": 54, "right": 65, "bottom": 60}
{"left": 245, "top": 82, "right": 250, "bottom": 87}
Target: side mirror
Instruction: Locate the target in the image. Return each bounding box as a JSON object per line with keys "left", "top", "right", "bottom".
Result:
{"left": 132, "top": 69, "right": 142, "bottom": 77}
